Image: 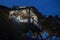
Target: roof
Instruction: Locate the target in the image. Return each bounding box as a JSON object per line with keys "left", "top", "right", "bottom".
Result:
{"left": 0, "top": 5, "right": 11, "bottom": 11}
{"left": 0, "top": 5, "right": 45, "bottom": 20}
{"left": 11, "top": 6, "right": 44, "bottom": 20}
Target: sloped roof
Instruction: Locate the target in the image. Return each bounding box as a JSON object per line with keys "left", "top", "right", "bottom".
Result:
{"left": 11, "top": 6, "right": 44, "bottom": 20}
{"left": 0, "top": 5, "right": 10, "bottom": 9}
{"left": 0, "top": 6, "right": 45, "bottom": 20}
{"left": 0, "top": 5, "right": 11, "bottom": 11}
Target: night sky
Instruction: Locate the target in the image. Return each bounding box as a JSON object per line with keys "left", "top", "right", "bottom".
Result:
{"left": 0, "top": 0, "right": 60, "bottom": 17}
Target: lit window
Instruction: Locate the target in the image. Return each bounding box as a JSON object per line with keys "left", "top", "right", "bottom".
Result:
{"left": 9, "top": 8, "right": 38, "bottom": 23}
{"left": 30, "top": 10, "right": 38, "bottom": 24}
{"left": 9, "top": 9, "right": 29, "bottom": 23}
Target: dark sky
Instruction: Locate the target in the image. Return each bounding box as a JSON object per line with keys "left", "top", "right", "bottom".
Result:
{"left": 0, "top": 0, "right": 60, "bottom": 17}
